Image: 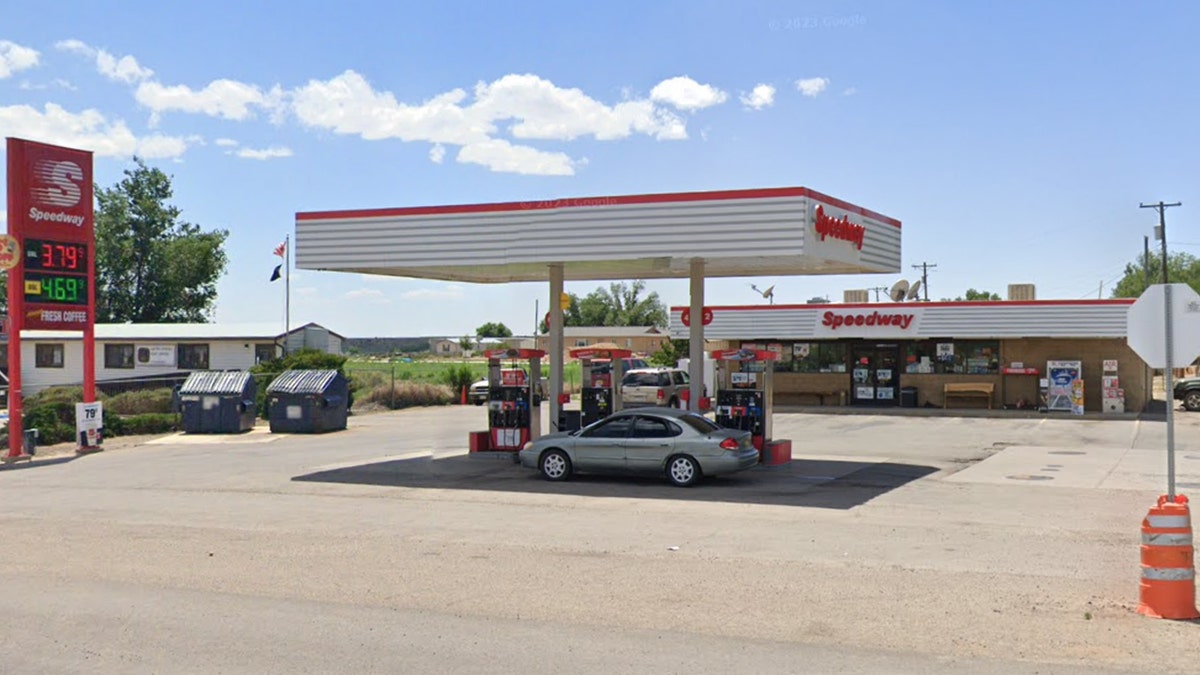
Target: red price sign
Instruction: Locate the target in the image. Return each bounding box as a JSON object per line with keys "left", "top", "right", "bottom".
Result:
{"left": 680, "top": 307, "right": 713, "bottom": 327}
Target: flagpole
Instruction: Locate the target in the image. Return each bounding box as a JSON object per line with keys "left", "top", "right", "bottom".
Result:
{"left": 284, "top": 234, "right": 291, "bottom": 357}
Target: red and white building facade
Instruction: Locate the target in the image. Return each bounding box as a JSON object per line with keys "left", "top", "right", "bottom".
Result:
{"left": 670, "top": 299, "right": 1145, "bottom": 412}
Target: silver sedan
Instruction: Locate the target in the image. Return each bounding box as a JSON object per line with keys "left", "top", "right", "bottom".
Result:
{"left": 518, "top": 407, "right": 759, "bottom": 487}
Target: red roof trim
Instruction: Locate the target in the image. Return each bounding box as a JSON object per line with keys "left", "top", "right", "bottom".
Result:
{"left": 670, "top": 299, "right": 1135, "bottom": 312}
{"left": 296, "top": 186, "right": 901, "bottom": 229}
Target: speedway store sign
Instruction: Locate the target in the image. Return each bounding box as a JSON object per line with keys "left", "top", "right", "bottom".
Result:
{"left": 6, "top": 138, "right": 95, "bottom": 331}
{"left": 813, "top": 307, "right": 923, "bottom": 337}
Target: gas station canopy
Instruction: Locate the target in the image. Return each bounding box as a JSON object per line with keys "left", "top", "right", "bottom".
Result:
{"left": 294, "top": 186, "right": 901, "bottom": 282}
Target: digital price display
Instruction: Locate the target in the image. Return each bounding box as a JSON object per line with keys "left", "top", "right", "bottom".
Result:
{"left": 24, "top": 273, "right": 89, "bottom": 305}
{"left": 24, "top": 239, "right": 88, "bottom": 272}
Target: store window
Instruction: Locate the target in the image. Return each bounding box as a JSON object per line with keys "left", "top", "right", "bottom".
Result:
{"left": 756, "top": 341, "right": 847, "bottom": 373}
{"left": 35, "top": 343, "right": 65, "bottom": 368}
{"left": 905, "top": 340, "right": 999, "bottom": 374}
{"left": 177, "top": 343, "right": 210, "bottom": 370}
{"left": 105, "top": 343, "right": 135, "bottom": 369}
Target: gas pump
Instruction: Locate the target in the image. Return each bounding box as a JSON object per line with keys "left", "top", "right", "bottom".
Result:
{"left": 477, "top": 348, "right": 544, "bottom": 452}
{"left": 711, "top": 348, "right": 791, "bottom": 465}
{"left": 569, "top": 347, "right": 632, "bottom": 428}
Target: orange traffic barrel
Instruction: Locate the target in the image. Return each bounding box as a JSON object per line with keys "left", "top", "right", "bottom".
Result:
{"left": 1137, "top": 494, "right": 1200, "bottom": 620}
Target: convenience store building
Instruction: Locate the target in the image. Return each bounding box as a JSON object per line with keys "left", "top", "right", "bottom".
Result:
{"left": 669, "top": 297, "right": 1145, "bottom": 413}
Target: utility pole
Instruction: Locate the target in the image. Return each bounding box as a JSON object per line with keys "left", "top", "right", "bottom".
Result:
{"left": 911, "top": 262, "right": 937, "bottom": 301}
{"left": 869, "top": 286, "right": 889, "bottom": 302}
{"left": 1140, "top": 201, "right": 1181, "bottom": 284}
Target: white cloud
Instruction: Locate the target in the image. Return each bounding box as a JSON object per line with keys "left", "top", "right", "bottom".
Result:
{"left": 55, "top": 39, "right": 153, "bottom": 84}
{"left": 0, "top": 103, "right": 189, "bottom": 159}
{"left": 429, "top": 143, "right": 446, "bottom": 163}
{"left": 344, "top": 288, "right": 390, "bottom": 304}
{"left": 796, "top": 77, "right": 830, "bottom": 97}
{"left": 215, "top": 138, "right": 239, "bottom": 147}
{"left": 136, "top": 79, "right": 276, "bottom": 124}
{"left": 0, "top": 40, "right": 39, "bottom": 79}
{"left": 292, "top": 70, "right": 487, "bottom": 144}
{"left": 456, "top": 139, "right": 576, "bottom": 176}
{"left": 739, "top": 84, "right": 776, "bottom": 110}
{"left": 19, "top": 78, "right": 75, "bottom": 91}
{"left": 290, "top": 70, "right": 694, "bottom": 174}
{"left": 235, "top": 146, "right": 293, "bottom": 160}
{"left": 649, "top": 76, "right": 728, "bottom": 111}
{"left": 842, "top": 87, "right": 858, "bottom": 96}
{"left": 471, "top": 73, "right": 687, "bottom": 141}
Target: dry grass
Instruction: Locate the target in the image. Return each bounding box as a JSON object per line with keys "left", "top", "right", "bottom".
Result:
{"left": 355, "top": 381, "right": 456, "bottom": 409}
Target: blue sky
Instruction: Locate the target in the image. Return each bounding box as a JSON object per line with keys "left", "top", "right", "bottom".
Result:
{"left": 1, "top": 1, "right": 1196, "bottom": 338}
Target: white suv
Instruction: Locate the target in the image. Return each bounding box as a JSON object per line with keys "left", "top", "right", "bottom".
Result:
{"left": 620, "top": 368, "right": 692, "bottom": 407}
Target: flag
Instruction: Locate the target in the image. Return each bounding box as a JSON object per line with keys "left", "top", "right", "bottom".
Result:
{"left": 270, "top": 264, "right": 282, "bottom": 282}
{"left": 273, "top": 240, "right": 287, "bottom": 258}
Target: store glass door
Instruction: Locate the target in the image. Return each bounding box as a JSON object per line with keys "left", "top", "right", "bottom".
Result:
{"left": 850, "top": 343, "right": 901, "bottom": 406}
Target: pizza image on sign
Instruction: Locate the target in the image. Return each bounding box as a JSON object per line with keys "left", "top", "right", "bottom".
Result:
{"left": 0, "top": 235, "right": 20, "bottom": 271}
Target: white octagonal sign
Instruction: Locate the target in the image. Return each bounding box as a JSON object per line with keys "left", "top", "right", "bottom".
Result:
{"left": 1127, "top": 283, "right": 1200, "bottom": 368}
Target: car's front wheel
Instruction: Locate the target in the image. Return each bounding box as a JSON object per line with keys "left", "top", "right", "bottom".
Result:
{"left": 1184, "top": 390, "right": 1200, "bottom": 412}
{"left": 540, "top": 449, "right": 572, "bottom": 481}
{"left": 665, "top": 454, "right": 701, "bottom": 487}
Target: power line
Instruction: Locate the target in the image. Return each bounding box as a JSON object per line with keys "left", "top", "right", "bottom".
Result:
{"left": 911, "top": 262, "right": 937, "bottom": 301}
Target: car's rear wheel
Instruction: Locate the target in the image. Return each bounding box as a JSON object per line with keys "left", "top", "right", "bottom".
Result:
{"left": 1184, "top": 390, "right": 1200, "bottom": 412}
{"left": 540, "top": 449, "right": 572, "bottom": 481}
{"left": 666, "top": 454, "right": 701, "bottom": 487}
{"left": 473, "top": 400, "right": 484, "bottom": 406}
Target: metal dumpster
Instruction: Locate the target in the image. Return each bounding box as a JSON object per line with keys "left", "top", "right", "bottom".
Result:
{"left": 266, "top": 369, "right": 348, "bottom": 434}
{"left": 178, "top": 371, "right": 258, "bottom": 433}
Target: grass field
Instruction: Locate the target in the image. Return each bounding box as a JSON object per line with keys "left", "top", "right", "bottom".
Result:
{"left": 346, "top": 359, "right": 586, "bottom": 390}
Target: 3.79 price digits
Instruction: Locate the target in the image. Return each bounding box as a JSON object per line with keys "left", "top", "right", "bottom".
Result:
{"left": 24, "top": 239, "right": 88, "bottom": 272}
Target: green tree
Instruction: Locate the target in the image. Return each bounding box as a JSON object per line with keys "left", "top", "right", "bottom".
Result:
{"left": 649, "top": 337, "right": 689, "bottom": 367}
{"left": 538, "top": 281, "right": 667, "bottom": 332}
{"left": 94, "top": 158, "right": 229, "bottom": 322}
{"left": 940, "top": 289, "right": 1001, "bottom": 301}
{"left": 458, "top": 335, "right": 474, "bottom": 352}
{"left": 475, "top": 322, "right": 513, "bottom": 338}
{"left": 1112, "top": 251, "right": 1200, "bottom": 298}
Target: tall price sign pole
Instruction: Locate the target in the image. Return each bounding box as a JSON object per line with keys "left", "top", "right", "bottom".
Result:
{"left": 6, "top": 138, "right": 96, "bottom": 459}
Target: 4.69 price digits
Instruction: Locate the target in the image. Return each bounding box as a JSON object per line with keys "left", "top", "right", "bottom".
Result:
{"left": 24, "top": 273, "right": 88, "bottom": 305}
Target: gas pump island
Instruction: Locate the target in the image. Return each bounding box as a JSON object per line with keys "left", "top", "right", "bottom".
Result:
{"left": 469, "top": 348, "right": 545, "bottom": 454}
{"left": 568, "top": 347, "right": 633, "bottom": 429}
{"left": 711, "top": 349, "right": 792, "bottom": 466}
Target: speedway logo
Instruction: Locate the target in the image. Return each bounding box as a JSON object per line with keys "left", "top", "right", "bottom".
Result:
{"left": 822, "top": 311, "right": 914, "bottom": 330}
{"left": 813, "top": 205, "right": 865, "bottom": 250}
{"left": 28, "top": 159, "right": 86, "bottom": 227}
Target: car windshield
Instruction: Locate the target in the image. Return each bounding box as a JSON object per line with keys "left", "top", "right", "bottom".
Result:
{"left": 622, "top": 372, "right": 664, "bottom": 387}
{"left": 677, "top": 413, "right": 721, "bottom": 434}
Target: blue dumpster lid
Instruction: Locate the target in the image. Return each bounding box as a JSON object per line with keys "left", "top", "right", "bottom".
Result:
{"left": 179, "top": 370, "right": 255, "bottom": 395}
{"left": 266, "top": 369, "right": 342, "bottom": 394}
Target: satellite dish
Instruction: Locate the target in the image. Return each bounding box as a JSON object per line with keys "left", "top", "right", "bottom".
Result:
{"left": 750, "top": 283, "right": 776, "bottom": 304}
{"left": 905, "top": 279, "right": 922, "bottom": 301}
{"left": 889, "top": 279, "right": 910, "bottom": 302}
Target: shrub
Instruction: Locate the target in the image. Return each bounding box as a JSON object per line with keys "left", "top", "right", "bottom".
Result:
{"left": 355, "top": 382, "right": 455, "bottom": 410}
{"left": 442, "top": 364, "right": 476, "bottom": 393}
{"left": 25, "top": 386, "right": 102, "bottom": 408}
{"left": 350, "top": 369, "right": 389, "bottom": 390}
{"left": 104, "top": 388, "right": 175, "bottom": 415}
{"left": 119, "top": 413, "right": 180, "bottom": 435}
{"left": 22, "top": 401, "right": 77, "bottom": 445}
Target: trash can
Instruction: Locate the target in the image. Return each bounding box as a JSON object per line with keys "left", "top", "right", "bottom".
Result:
{"left": 900, "top": 386, "right": 918, "bottom": 408}
{"left": 22, "top": 428, "right": 38, "bottom": 455}
{"left": 266, "top": 369, "right": 349, "bottom": 433}
{"left": 558, "top": 409, "right": 582, "bottom": 433}
{"left": 178, "top": 371, "right": 258, "bottom": 433}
